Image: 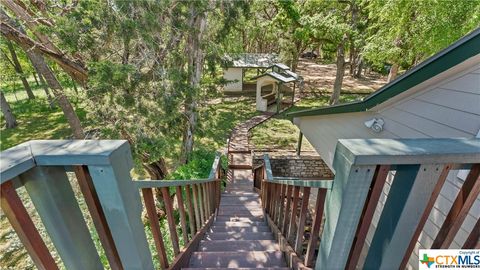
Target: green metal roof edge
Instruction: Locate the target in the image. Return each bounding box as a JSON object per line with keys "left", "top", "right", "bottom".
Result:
{"left": 287, "top": 28, "right": 480, "bottom": 118}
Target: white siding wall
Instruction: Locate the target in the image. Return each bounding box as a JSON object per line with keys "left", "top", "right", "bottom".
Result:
{"left": 295, "top": 63, "right": 480, "bottom": 269}
{"left": 223, "top": 68, "right": 243, "bottom": 91}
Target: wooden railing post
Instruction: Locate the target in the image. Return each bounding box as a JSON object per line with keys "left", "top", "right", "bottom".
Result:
{"left": 87, "top": 142, "right": 154, "bottom": 270}
{"left": 305, "top": 188, "right": 327, "bottom": 267}
{"left": 176, "top": 186, "right": 189, "bottom": 243}
{"left": 185, "top": 184, "right": 197, "bottom": 235}
{"left": 74, "top": 166, "right": 123, "bottom": 270}
{"left": 287, "top": 186, "right": 300, "bottom": 243}
{"left": 277, "top": 184, "right": 286, "bottom": 226}
{"left": 432, "top": 164, "right": 480, "bottom": 249}
{"left": 161, "top": 187, "right": 180, "bottom": 255}
{"left": 142, "top": 188, "right": 169, "bottom": 269}
{"left": 294, "top": 187, "right": 310, "bottom": 254}
{"left": 282, "top": 185, "right": 293, "bottom": 235}
{"left": 364, "top": 164, "right": 447, "bottom": 269}
{"left": 345, "top": 165, "right": 390, "bottom": 270}
{"left": 0, "top": 181, "right": 58, "bottom": 270}
{"left": 202, "top": 183, "right": 209, "bottom": 218}
{"left": 192, "top": 184, "right": 202, "bottom": 231}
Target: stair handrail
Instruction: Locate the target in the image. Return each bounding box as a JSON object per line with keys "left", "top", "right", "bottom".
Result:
{"left": 260, "top": 154, "right": 332, "bottom": 269}
{"left": 0, "top": 140, "right": 225, "bottom": 270}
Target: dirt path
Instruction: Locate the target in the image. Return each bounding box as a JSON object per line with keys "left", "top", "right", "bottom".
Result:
{"left": 296, "top": 59, "right": 387, "bottom": 97}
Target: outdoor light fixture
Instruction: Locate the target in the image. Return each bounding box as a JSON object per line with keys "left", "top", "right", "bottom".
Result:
{"left": 364, "top": 118, "right": 385, "bottom": 133}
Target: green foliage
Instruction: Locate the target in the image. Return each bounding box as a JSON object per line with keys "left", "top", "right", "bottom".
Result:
{"left": 42, "top": 0, "right": 251, "bottom": 170}
{"left": 165, "top": 149, "right": 217, "bottom": 180}
{"left": 363, "top": 0, "right": 480, "bottom": 68}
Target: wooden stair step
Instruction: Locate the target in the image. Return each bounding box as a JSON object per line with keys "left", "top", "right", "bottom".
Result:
{"left": 220, "top": 197, "right": 261, "bottom": 202}
{"left": 220, "top": 192, "right": 260, "bottom": 198}
{"left": 219, "top": 201, "right": 261, "bottom": 206}
{"left": 189, "top": 251, "right": 286, "bottom": 268}
{"left": 227, "top": 183, "right": 253, "bottom": 186}
{"left": 226, "top": 187, "right": 254, "bottom": 190}
{"left": 227, "top": 149, "right": 252, "bottom": 154}
{"left": 204, "top": 232, "right": 274, "bottom": 240}
{"left": 199, "top": 240, "right": 280, "bottom": 252}
{"left": 209, "top": 225, "right": 271, "bottom": 233}
{"left": 213, "top": 221, "right": 267, "bottom": 227}
{"left": 232, "top": 169, "right": 253, "bottom": 180}
{"left": 217, "top": 210, "right": 264, "bottom": 216}
{"left": 226, "top": 185, "right": 254, "bottom": 189}
{"left": 225, "top": 189, "right": 254, "bottom": 192}
{"left": 220, "top": 196, "right": 262, "bottom": 204}
{"left": 222, "top": 191, "right": 258, "bottom": 196}
{"left": 218, "top": 207, "right": 262, "bottom": 212}
{"left": 228, "top": 164, "right": 253, "bottom": 169}
{"left": 215, "top": 216, "right": 264, "bottom": 222}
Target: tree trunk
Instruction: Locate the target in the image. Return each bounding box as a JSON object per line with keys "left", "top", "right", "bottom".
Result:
{"left": 181, "top": 4, "right": 207, "bottom": 164}
{"left": 387, "top": 63, "right": 399, "bottom": 83}
{"left": 6, "top": 40, "right": 35, "bottom": 99}
{"left": 349, "top": 43, "right": 356, "bottom": 75}
{"left": 37, "top": 72, "right": 55, "bottom": 108}
{"left": 1, "top": 9, "right": 83, "bottom": 138}
{"left": 329, "top": 36, "right": 347, "bottom": 105}
{"left": 71, "top": 78, "right": 79, "bottom": 95}
{"left": 355, "top": 57, "right": 364, "bottom": 78}
{"left": 41, "top": 63, "right": 85, "bottom": 138}
{"left": 144, "top": 159, "right": 168, "bottom": 180}
{"left": 32, "top": 71, "right": 40, "bottom": 86}
{"left": 0, "top": 91, "right": 17, "bottom": 128}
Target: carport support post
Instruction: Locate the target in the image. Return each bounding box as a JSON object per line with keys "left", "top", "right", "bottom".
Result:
{"left": 296, "top": 131, "right": 303, "bottom": 156}
{"left": 276, "top": 82, "right": 282, "bottom": 113}
{"left": 292, "top": 82, "right": 296, "bottom": 104}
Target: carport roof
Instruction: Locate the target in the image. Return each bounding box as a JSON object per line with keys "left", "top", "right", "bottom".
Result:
{"left": 224, "top": 53, "right": 278, "bottom": 68}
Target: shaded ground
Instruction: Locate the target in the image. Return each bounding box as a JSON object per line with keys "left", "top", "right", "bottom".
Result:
{"left": 297, "top": 59, "right": 387, "bottom": 96}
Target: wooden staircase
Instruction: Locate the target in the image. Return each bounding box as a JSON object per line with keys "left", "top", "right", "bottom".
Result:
{"left": 186, "top": 171, "right": 288, "bottom": 269}
{"left": 186, "top": 112, "right": 287, "bottom": 269}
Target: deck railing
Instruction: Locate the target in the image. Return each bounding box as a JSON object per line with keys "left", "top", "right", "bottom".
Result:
{"left": 0, "top": 140, "right": 223, "bottom": 270}
{"left": 254, "top": 155, "right": 332, "bottom": 269}
{"left": 257, "top": 138, "right": 480, "bottom": 270}
{"left": 319, "top": 138, "right": 480, "bottom": 270}
{"left": 316, "top": 139, "right": 480, "bottom": 269}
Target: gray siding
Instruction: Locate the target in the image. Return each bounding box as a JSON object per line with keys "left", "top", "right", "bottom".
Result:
{"left": 375, "top": 64, "right": 480, "bottom": 269}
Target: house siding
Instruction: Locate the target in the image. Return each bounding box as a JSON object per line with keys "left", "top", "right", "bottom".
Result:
{"left": 295, "top": 62, "right": 480, "bottom": 269}
{"left": 223, "top": 67, "right": 243, "bottom": 91}
{"left": 375, "top": 64, "right": 480, "bottom": 269}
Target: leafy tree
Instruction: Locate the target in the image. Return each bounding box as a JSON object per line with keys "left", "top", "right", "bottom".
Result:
{"left": 363, "top": 0, "right": 480, "bottom": 82}
{"left": 2, "top": 0, "right": 248, "bottom": 178}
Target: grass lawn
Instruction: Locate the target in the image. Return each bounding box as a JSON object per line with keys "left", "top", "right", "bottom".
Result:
{"left": 250, "top": 93, "right": 363, "bottom": 152}
{"left": 1, "top": 77, "right": 88, "bottom": 150}
{"left": 197, "top": 97, "right": 258, "bottom": 151}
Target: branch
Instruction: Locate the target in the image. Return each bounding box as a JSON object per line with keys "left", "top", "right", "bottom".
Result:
{"left": 2, "top": 0, "right": 60, "bottom": 54}
{"left": 0, "top": 21, "right": 88, "bottom": 85}
{"left": 0, "top": 48, "right": 15, "bottom": 67}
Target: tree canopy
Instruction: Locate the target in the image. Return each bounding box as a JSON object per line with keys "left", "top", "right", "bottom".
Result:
{"left": 1, "top": 0, "right": 479, "bottom": 175}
